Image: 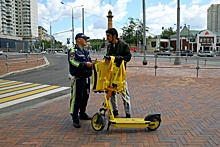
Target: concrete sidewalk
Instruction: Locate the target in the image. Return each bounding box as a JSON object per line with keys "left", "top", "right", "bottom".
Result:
{"left": 0, "top": 55, "right": 220, "bottom": 146}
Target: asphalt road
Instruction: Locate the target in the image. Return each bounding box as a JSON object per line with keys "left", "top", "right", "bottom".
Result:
{"left": 3, "top": 53, "right": 70, "bottom": 87}
{"left": 0, "top": 53, "right": 71, "bottom": 115}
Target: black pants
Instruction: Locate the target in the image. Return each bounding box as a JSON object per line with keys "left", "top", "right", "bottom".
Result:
{"left": 70, "top": 78, "right": 90, "bottom": 121}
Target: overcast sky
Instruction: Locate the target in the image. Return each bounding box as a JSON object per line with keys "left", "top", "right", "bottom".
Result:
{"left": 38, "top": 0, "right": 220, "bottom": 45}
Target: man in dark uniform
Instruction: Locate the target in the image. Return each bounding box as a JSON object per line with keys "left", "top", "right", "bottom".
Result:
{"left": 105, "top": 28, "right": 132, "bottom": 118}
{"left": 68, "top": 33, "right": 93, "bottom": 128}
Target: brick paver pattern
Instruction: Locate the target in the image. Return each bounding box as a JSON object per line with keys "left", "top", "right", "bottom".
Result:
{"left": 0, "top": 54, "right": 46, "bottom": 75}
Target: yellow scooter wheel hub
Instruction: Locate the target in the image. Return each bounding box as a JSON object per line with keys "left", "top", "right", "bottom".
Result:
{"left": 91, "top": 113, "right": 106, "bottom": 131}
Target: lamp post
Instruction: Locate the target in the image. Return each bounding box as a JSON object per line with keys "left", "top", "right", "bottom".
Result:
{"left": 61, "top": 2, "right": 83, "bottom": 45}
{"left": 142, "top": 0, "right": 147, "bottom": 65}
{"left": 188, "top": 25, "right": 190, "bottom": 50}
{"left": 174, "top": 0, "right": 181, "bottom": 65}
{"left": 42, "top": 18, "right": 58, "bottom": 50}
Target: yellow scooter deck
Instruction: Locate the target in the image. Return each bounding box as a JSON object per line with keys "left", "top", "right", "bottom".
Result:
{"left": 110, "top": 118, "right": 152, "bottom": 128}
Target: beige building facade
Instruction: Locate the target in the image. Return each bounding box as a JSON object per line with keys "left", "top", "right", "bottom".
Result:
{"left": 0, "top": 0, "right": 38, "bottom": 41}
{"left": 207, "top": 4, "right": 220, "bottom": 34}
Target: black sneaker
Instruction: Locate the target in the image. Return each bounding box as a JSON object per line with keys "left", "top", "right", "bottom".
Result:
{"left": 73, "top": 119, "right": 81, "bottom": 128}
{"left": 126, "top": 113, "right": 131, "bottom": 118}
{"left": 80, "top": 113, "right": 91, "bottom": 120}
{"left": 113, "top": 110, "right": 119, "bottom": 117}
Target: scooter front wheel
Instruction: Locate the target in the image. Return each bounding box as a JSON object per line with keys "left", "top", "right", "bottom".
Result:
{"left": 91, "top": 113, "right": 106, "bottom": 131}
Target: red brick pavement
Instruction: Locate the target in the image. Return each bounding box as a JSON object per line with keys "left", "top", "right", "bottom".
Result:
{"left": 0, "top": 54, "right": 46, "bottom": 77}
{"left": 0, "top": 55, "right": 220, "bottom": 146}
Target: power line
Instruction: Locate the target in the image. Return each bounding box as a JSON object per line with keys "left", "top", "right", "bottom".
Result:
{"left": 90, "top": 0, "right": 104, "bottom": 10}
{"left": 84, "top": 10, "right": 124, "bottom": 26}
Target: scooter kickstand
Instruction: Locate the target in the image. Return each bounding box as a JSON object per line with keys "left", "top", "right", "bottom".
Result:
{"left": 106, "top": 121, "right": 111, "bottom": 134}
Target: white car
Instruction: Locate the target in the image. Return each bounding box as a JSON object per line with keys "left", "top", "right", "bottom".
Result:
{"left": 198, "top": 51, "right": 215, "bottom": 57}
{"left": 41, "top": 51, "right": 46, "bottom": 54}
{"left": 0, "top": 50, "right": 3, "bottom": 55}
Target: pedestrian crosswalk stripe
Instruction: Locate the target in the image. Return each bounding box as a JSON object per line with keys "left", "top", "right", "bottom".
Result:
{"left": 0, "top": 87, "right": 69, "bottom": 109}
{"left": 0, "top": 81, "right": 24, "bottom": 88}
{"left": 0, "top": 82, "right": 34, "bottom": 91}
{"left": 0, "top": 83, "right": 41, "bottom": 94}
{"left": 0, "top": 80, "right": 21, "bottom": 85}
{"left": 0, "top": 80, "right": 70, "bottom": 108}
{"left": 0, "top": 80, "right": 10, "bottom": 83}
{"left": 0, "top": 85, "right": 60, "bottom": 103}
{"left": 0, "top": 84, "right": 50, "bottom": 98}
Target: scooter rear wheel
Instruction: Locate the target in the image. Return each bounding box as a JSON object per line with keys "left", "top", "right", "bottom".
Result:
{"left": 147, "top": 116, "right": 161, "bottom": 131}
{"left": 91, "top": 113, "right": 106, "bottom": 131}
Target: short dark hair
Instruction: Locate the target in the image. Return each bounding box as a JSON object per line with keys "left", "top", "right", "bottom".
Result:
{"left": 106, "top": 28, "right": 118, "bottom": 38}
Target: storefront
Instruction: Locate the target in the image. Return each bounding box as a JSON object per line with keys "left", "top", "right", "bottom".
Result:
{"left": 196, "top": 30, "right": 217, "bottom": 52}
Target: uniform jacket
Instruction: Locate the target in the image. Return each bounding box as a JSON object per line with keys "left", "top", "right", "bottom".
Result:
{"left": 68, "top": 44, "right": 92, "bottom": 78}
{"left": 106, "top": 39, "right": 132, "bottom": 69}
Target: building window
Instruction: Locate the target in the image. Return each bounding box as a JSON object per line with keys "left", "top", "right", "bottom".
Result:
{"left": 190, "top": 38, "right": 195, "bottom": 42}
{"left": 151, "top": 41, "right": 156, "bottom": 47}
{"left": 200, "top": 38, "right": 203, "bottom": 42}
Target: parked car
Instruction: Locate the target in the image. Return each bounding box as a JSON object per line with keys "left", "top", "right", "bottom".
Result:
{"left": 41, "top": 51, "right": 46, "bottom": 54}
{"left": 0, "top": 49, "right": 3, "bottom": 55}
{"left": 156, "top": 50, "right": 171, "bottom": 56}
{"left": 181, "top": 50, "right": 194, "bottom": 56}
{"left": 198, "top": 50, "right": 215, "bottom": 57}
{"left": 165, "top": 46, "right": 174, "bottom": 51}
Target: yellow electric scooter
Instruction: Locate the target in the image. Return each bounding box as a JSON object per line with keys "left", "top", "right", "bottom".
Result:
{"left": 91, "top": 56, "right": 161, "bottom": 132}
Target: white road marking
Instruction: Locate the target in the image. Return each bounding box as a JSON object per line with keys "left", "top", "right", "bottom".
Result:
{"left": 0, "top": 87, "right": 69, "bottom": 109}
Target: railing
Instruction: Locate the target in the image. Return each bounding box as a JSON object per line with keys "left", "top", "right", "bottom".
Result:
{"left": 5, "top": 53, "right": 45, "bottom": 73}
{"left": 131, "top": 54, "right": 220, "bottom": 78}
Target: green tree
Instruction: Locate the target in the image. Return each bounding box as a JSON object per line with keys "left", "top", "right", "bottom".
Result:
{"left": 160, "top": 28, "right": 176, "bottom": 39}
{"left": 121, "top": 17, "right": 148, "bottom": 45}
{"left": 88, "top": 39, "right": 103, "bottom": 51}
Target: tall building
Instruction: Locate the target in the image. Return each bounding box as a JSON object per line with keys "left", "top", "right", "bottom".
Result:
{"left": 207, "top": 4, "right": 220, "bottom": 33}
{"left": 0, "top": 0, "right": 38, "bottom": 41}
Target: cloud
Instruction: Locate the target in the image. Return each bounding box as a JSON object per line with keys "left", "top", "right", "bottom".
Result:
{"left": 113, "top": 0, "right": 131, "bottom": 22}
{"left": 38, "top": 0, "right": 218, "bottom": 45}
{"left": 140, "top": 1, "right": 213, "bottom": 36}
{"left": 191, "top": 0, "right": 202, "bottom": 5}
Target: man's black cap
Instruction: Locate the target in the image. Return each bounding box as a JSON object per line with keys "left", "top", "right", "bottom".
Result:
{"left": 75, "top": 33, "right": 90, "bottom": 40}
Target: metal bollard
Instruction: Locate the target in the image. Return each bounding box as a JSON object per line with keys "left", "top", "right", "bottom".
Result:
{"left": 25, "top": 54, "right": 28, "bottom": 68}
{"left": 196, "top": 57, "right": 200, "bottom": 77}
{"left": 154, "top": 55, "right": 158, "bottom": 76}
{"left": 5, "top": 54, "right": 8, "bottom": 73}
{"left": 185, "top": 58, "right": 188, "bottom": 64}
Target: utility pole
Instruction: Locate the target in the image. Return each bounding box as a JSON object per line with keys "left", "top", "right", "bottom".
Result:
{"left": 188, "top": 25, "right": 190, "bottom": 50}
{"left": 142, "top": 0, "right": 147, "bottom": 65}
{"left": 82, "top": 7, "right": 84, "bottom": 34}
{"left": 61, "top": 2, "right": 83, "bottom": 45}
{"left": 174, "top": 0, "right": 181, "bottom": 65}
{"left": 42, "top": 18, "right": 58, "bottom": 50}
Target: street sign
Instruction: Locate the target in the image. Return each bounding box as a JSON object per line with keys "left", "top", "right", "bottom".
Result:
{"left": 35, "top": 38, "right": 38, "bottom": 44}
{"left": 67, "top": 38, "right": 70, "bottom": 44}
